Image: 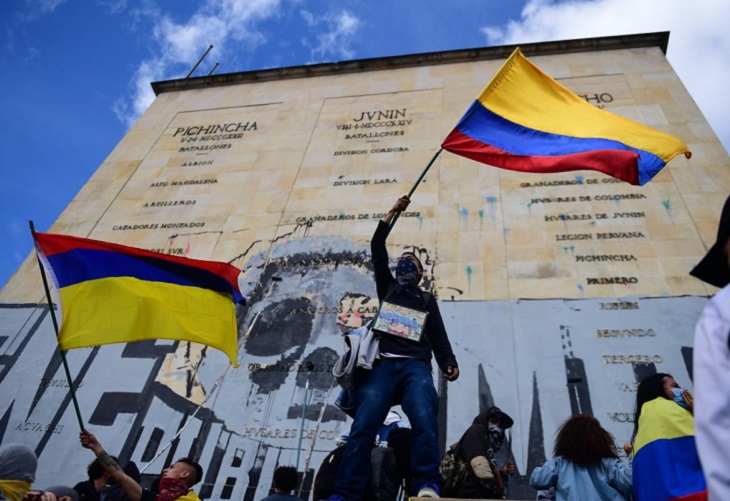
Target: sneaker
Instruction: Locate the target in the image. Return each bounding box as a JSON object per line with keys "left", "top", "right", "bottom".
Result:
{"left": 417, "top": 482, "right": 441, "bottom": 498}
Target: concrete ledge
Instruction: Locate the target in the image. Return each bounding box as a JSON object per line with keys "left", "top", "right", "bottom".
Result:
{"left": 408, "top": 498, "right": 532, "bottom": 500}
{"left": 151, "top": 32, "right": 669, "bottom": 95}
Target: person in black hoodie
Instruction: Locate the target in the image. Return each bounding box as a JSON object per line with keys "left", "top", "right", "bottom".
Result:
{"left": 450, "top": 407, "right": 515, "bottom": 500}
{"left": 327, "top": 195, "right": 459, "bottom": 501}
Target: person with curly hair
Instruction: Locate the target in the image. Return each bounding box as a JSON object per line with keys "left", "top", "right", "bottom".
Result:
{"left": 530, "top": 414, "right": 632, "bottom": 500}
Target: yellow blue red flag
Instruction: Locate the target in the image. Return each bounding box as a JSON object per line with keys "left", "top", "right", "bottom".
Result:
{"left": 632, "top": 397, "right": 706, "bottom": 501}
{"left": 33, "top": 231, "right": 244, "bottom": 367}
{"left": 441, "top": 48, "right": 691, "bottom": 186}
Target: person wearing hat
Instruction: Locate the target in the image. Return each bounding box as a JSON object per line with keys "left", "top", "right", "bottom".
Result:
{"left": 449, "top": 406, "right": 515, "bottom": 499}
{"left": 0, "top": 443, "right": 37, "bottom": 501}
{"left": 690, "top": 194, "right": 730, "bottom": 501}
{"left": 24, "top": 486, "right": 80, "bottom": 501}
{"left": 370, "top": 410, "right": 413, "bottom": 501}
{"left": 314, "top": 411, "right": 414, "bottom": 501}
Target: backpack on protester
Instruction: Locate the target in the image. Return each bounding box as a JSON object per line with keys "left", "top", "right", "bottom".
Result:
{"left": 440, "top": 432, "right": 506, "bottom": 499}
{"left": 439, "top": 440, "right": 469, "bottom": 496}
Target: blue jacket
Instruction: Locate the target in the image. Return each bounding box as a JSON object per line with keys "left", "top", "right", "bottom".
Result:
{"left": 530, "top": 456, "right": 632, "bottom": 501}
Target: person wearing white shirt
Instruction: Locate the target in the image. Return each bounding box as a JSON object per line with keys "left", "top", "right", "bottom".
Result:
{"left": 689, "top": 194, "right": 730, "bottom": 501}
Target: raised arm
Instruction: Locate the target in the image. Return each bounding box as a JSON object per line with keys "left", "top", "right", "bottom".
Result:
{"left": 79, "top": 430, "right": 143, "bottom": 501}
{"left": 371, "top": 196, "right": 411, "bottom": 299}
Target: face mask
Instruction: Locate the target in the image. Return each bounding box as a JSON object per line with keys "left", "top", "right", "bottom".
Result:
{"left": 157, "top": 477, "right": 190, "bottom": 501}
{"left": 488, "top": 424, "right": 504, "bottom": 451}
{"left": 0, "top": 480, "right": 32, "bottom": 501}
{"left": 671, "top": 388, "right": 689, "bottom": 410}
{"left": 395, "top": 258, "right": 421, "bottom": 292}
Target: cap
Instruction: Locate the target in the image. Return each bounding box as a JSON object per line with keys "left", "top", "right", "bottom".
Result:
{"left": 383, "top": 410, "right": 402, "bottom": 426}
{"left": 690, "top": 194, "right": 730, "bottom": 288}
{"left": 0, "top": 443, "right": 37, "bottom": 482}
{"left": 487, "top": 406, "right": 514, "bottom": 430}
{"left": 45, "top": 485, "right": 80, "bottom": 501}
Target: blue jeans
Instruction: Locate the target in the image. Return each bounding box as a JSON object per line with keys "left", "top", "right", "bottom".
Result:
{"left": 334, "top": 359, "right": 442, "bottom": 500}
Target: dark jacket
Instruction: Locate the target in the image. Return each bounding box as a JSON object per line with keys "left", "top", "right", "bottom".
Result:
{"left": 73, "top": 480, "right": 100, "bottom": 501}
{"left": 313, "top": 445, "right": 345, "bottom": 501}
{"left": 455, "top": 410, "right": 507, "bottom": 499}
{"left": 371, "top": 221, "right": 457, "bottom": 373}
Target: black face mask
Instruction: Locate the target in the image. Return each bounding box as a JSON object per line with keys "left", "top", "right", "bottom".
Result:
{"left": 395, "top": 257, "right": 421, "bottom": 293}
{"left": 488, "top": 424, "right": 504, "bottom": 451}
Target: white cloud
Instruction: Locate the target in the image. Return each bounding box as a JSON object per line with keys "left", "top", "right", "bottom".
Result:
{"left": 115, "top": 0, "right": 282, "bottom": 128}
{"left": 113, "top": 60, "right": 163, "bottom": 128}
{"left": 154, "top": 15, "right": 229, "bottom": 64}
{"left": 481, "top": 0, "right": 730, "bottom": 153}
{"left": 116, "top": 1, "right": 361, "bottom": 128}
{"left": 300, "top": 9, "right": 362, "bottom": 62}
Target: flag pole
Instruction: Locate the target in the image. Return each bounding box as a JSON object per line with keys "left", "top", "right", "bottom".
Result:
{"left": 29, "top": 221, "right": 85, "bottom": 431}
{"left": 295, "top": 376, "right": 310, "bottom": 470}
{"left": 387, "top": 148, "right": 443, "bottom": 233}
{"left": 298, "top": 377, "right": 338, "bottom": 498}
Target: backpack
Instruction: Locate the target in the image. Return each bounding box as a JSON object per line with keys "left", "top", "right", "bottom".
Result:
{"left": 440, "top": 427, "right": 506, "bottom": 499}
{"left": 439, "top": 440, "right": 468, "bottom": 496}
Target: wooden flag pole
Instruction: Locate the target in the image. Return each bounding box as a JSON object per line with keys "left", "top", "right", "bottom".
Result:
{"left": 29, "top": 221, "right": 85, "bottom": 431}
{"left": 387, "top": 148, "right": 443, "bottom": 234}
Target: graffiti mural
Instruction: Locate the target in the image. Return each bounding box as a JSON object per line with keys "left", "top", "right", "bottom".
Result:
{"left": 0, "top": 233, "right": 707, "bottom": 499}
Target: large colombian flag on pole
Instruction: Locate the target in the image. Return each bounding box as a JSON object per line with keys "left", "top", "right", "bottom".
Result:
{"left": 441, "top": 48, "right": 691, "bottom": 186}
{"left": 632, "top": 398, "right": 707, "bottom": 501}
{"left": 33, "top": 231, "right": 244, "bottom": 367}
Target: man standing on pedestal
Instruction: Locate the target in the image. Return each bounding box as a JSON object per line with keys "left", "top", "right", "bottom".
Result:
{"left": 328, "top": 195, "right": 459, "bottom": 500}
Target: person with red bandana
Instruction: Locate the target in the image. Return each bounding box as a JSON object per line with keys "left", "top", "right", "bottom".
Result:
{"left": 79, "top": 431, "right": 202, "bottom": 501}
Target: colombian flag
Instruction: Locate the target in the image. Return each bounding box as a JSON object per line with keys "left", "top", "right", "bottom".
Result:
{"left": 33, "top": 231, "right": 244, "bottom": 367}
{"left": 633, "top": 398, "right": 707, "bottom": 501}
{"left": 441, "top": 48, "right": 690, "bottom": 186}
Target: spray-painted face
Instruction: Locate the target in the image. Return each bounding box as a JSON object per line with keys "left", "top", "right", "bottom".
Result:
{"left": 395, "top": 253, "right": 423, "bottom": 292}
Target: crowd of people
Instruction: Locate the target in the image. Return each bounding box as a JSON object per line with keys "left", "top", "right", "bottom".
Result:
{"left": 2, "top": 194, "right": 728, "bottom": 501}
{"left": 0, "top": 432, "right": 204, "bottom": 501}
{"left": 321, "top": 194, "right": 728, "bottom": 501}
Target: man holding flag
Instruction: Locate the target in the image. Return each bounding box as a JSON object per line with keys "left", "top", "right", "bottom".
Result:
{"left": 327, "top": 196, "right": 459, "bottom": 501}
{"left": 79, "top": 430, "right": 203, "bottom": 501}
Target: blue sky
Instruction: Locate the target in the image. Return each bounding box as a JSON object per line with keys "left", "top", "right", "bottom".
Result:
{"left": 2, "top": 0, "right": 729, "bottom": 291}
